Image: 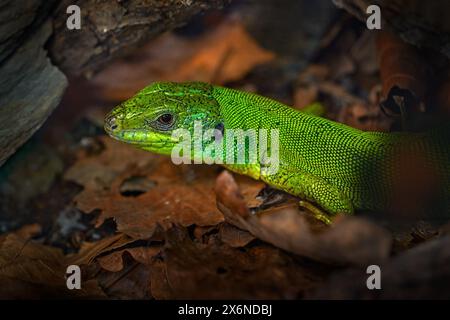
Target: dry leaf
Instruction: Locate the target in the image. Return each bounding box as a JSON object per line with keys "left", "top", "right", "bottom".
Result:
{"left": 93, "top": 20, "right": 275, "bottom": 101}
{"left": 13, "top": 224, "right": 42, "bottom": 240}
{"left": 337, "top": 102, "right": 391, "bottom": 131}
{"left": 65, "top": 136, "right": 225, "bottom": 239}
{"left": 0, "top": 234, "right": 105, "bottom": 299}
{"left": 293, "top": 85, "right": 319, "bottom": 109}
{"left": 309, "top": 235, "right": 450, "bottom": 299}
{"left": 215, "top": 171, "right": 392, "bottom": 266}
{"left": 65, "top": 136, "right": 265, "bottom": 240}
{"left": 98, "top": 259, "right": 151, "bottom": 299}
{"left": 68, "top": 233, "right": 136, "bottom": 266}
{"left": 219, "top": 223, "right": 255, "bottom": 248}
{"left": 149, "top": 226, "right": 325, "bottom": 299}
{"left": 97, "top": 246, "right": 161, "bottom": 272}
{"left": 377, "top": 30, "right": 429, "bottom": 117}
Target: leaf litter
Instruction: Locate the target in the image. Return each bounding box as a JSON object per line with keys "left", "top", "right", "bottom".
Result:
{"left": 1, "top": 7, "right": 450, "bottom": 299}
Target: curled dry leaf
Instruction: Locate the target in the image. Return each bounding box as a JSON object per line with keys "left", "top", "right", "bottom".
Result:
{"left": 93, "top": 20, "right": 275, "bottom": 101}
{"left": 149, "top": 226, "right": 325, "bottom": 299}
{"left": 97, "top": 246, "right": 161, "bottom": 273}
{"left": 308, "top": 235, "right": 450, "bottom": 299}
{"left": 376, "top": 30, "right": 429, "bottom": 118}
{"left": 68, "top": 233, "right": 136, "bottom": 266}
{"left": 65, "top": 136, "right": 225, "bottom": 239}
{"left": 215, "top": 171, "right": 392, "bottom": 266}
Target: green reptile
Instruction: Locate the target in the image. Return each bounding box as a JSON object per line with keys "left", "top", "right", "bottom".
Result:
{"left": 104, "top": 81, "right": 450, "bottom": 222}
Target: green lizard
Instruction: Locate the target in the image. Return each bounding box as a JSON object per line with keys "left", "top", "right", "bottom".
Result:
{"left": 104, "top": 81, "right": 450, "bottom": 222}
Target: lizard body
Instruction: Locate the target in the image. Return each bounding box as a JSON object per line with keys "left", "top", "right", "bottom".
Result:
{"left": 104, "top": 82, "right": 450, "bottom": 218}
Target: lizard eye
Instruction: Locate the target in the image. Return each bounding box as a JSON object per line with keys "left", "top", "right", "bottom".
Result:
{"left": 158, "top": 113, "right": 174, "bottom": 125}
{"left": 150, "top": 113, "right": 176, "bottom": 131}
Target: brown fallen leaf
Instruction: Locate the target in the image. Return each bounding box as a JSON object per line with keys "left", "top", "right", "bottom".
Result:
{"left": 294, "top": 64, "right": 327, "bottom": 110}
{"left": 97, "top": 246, "right": 161, "bottom": 273}
{"left": 233, "top": 174, "right": 266, "bottom": 208}
{"left": 376, "top": 30, "right": 429, "bottom": 119}
{"left": 308, "top": 234, "right": 450, "bottom": 299}
{"left": 149, "top": 226, "right": 326, "bottom": 299}
{"left": 149, "top": 258, "right": 173, "bottom": 300}
{"left": 64, "top": 136, "right": 225, "bottom": 239}
{"left": 350, "top": 30, "right": 378, "bottom": 75}
{"left": 337, "top": 102, "right": 392, "bottom": 132}
{"left": 93, "top": 19, "right": 275, "bottom": 101}
{"left": 65, "top": 136, "right": 264, "bottom": 240}
{"left": 215, "top": 171, "right": 392, "bottom": 266}
{"left": 293, "top": 85, "right": 319, "bottom": 110}
{"left": 219, "top": 223, "right": 255, "bottom": 248}
{"left": 0, "top": 233, "right": 105, "bottom": 299}
{"left": 68, "top": 233, "right": 136, "bottom": 266}
{"left": 97, "top": 257, "right": 151, "bottom": 299}
{"left": 13, "top": 223, "right": 42, "bottom": 240}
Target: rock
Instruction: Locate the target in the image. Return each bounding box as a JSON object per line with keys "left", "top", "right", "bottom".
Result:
{"left": 0, "top": 20, "right": 67, "bottom": 165}
{"left": 0, "top": 0, "right": 230, "bottom": 166}
{"left": 333, "top": 0, "right": 450, "bottom": 59}
{"left": 49, "top": 0, "right": 232, "bottom": 76}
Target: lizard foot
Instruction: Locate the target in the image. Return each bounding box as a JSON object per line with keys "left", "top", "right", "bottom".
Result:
{"left": 299, "top": 200, "right": 332, "bottom": 225}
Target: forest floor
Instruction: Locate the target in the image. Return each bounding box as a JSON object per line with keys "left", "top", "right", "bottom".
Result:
{"left": 1, "top": 4, "right": 449, "bottom": 299}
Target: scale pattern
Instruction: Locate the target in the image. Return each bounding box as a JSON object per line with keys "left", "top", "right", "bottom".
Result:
{"left": 105, "top": 81, "right": 450, "bottom": 217}
{"left": 212, "top": 86, "right": 450, "bottom": 215}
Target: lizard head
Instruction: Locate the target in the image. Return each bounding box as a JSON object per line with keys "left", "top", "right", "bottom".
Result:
{"left": 104, "top": 81, "right": 223, "bottom": 155}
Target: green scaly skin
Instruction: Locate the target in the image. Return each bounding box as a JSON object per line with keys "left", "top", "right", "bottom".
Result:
{"left": 104, "top": 81, "right": 450, "bottom": 219}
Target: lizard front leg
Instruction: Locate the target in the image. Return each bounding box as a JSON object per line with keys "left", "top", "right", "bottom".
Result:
{"left": 262, "top": 166, "right": 354, "bottom": 222}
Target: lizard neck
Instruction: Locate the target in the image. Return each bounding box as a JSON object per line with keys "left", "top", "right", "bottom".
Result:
{"left": 212, "top": 85, "right": 308, "bottom": 130}
{"left": 211, "top": 85, "right": 376, "bottom": 174}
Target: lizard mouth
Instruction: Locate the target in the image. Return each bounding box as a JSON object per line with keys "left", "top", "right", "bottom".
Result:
{"left": 104, "top": 112, "right": 168, "bottom": 146}
{"left": 105, "top": 128, "right": 172, "bottom": 148}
